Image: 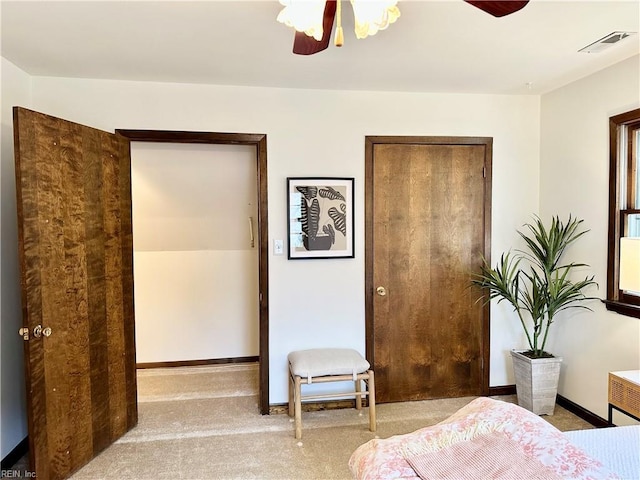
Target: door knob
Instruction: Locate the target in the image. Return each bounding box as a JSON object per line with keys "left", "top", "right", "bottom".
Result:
{"left": 32, "top": 325, "right": 52, "bottom": 338}
{"left": 376, "top": 286, "right": 387, "bottom": 296}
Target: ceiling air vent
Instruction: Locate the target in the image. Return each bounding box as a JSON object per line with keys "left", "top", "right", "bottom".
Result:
{"left": 579, "top": 31, "right": 637, "bottom": 53}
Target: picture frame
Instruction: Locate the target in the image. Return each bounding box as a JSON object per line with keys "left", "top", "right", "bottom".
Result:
{"left": 287, "top": 177, "right": 355, "bottom": 259}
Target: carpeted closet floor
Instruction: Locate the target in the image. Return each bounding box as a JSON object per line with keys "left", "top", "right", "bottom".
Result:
{"left": 16, "top": 362, "right": 594, "bottom": 479}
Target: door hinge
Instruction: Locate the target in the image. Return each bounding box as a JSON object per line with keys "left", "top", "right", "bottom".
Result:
{"left": 482, "top": 166, "right": 486, "bottom": 178}
{"left": 19, "top": 327, "right": 29, "bottom": 341}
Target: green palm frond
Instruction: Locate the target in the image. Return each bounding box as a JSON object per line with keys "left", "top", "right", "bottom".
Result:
{"left": 472, "top": 215, "right": 598, "bottom": 358}
{"left": 518, "top": 215, "right": 589, "bottom": 272}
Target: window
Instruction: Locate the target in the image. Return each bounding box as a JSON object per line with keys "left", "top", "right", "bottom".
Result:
{"left": 606, "top": 108, "right": 640, "bottom": 318}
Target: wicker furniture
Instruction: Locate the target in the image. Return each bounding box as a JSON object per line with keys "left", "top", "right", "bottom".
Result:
{"left": 608, "top": 370, "right": 640, "bottom": 424}
{"left": 287, "top": 348, "right": 376, "bottom": 439}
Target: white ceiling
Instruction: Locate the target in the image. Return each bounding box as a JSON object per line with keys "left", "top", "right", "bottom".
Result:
{"left": 1, "top": 0, "right": 639, "bottom": 95}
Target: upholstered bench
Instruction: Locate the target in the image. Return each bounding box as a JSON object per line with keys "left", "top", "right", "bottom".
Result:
{"left": 287, "top": 348, "right": 376, "bottom": 439}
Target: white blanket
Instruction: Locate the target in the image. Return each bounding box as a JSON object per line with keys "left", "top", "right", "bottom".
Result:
{"left": 565, "top": 426, "right": 640, "bottom": 480}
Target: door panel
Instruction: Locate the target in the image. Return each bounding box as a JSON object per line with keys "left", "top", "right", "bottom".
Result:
{"left": 366, "top": 137, "right": 491, "bottom": 403}
{"left": 14, "top": 107, "right": 137, "bottom": 480}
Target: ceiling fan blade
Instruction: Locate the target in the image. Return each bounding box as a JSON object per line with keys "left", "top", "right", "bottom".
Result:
{"left": 464, "top": 1, "right": 529, "bottom": 17}
{"left": 292, "top": 0, "right": 337, "bottom": 55}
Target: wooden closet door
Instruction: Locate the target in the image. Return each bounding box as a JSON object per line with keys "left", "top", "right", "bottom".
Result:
{"left": 366, "top": 136, "right": 491, "bottom": 403}
{"left": 14, "top": 107, "right": 137, "bottom": 480}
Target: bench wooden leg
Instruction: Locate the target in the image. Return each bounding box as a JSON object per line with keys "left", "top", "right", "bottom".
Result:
{"left": 288, "top": 370, "right": 294, "bottom": 417}
{"left": 355, "top": 378, "right": 362, "bottom": 410}
{"left": 294, "top": 375, "right": 302, "bottom": 439}
{"left": 367, "top": 370, "right": 376, "bottom": 433}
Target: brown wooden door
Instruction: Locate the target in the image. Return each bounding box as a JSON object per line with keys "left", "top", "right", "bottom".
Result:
{"left": 13, "top": 107, "right": 137, "bottom": 480}
{"left": 365, "top": 136, "right": 491, "bottom": 403}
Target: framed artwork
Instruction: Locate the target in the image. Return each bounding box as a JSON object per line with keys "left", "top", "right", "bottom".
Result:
{"left": 287, "top": 177, "right": 355, "bottom": 259}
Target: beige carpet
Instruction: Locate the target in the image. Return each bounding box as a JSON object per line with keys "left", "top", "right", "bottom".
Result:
{"left": 16, "top": 363, "right": 594, "bottom": 480}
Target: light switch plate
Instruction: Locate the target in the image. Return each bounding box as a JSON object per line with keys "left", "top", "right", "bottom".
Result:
{"left": 274, "top": 239, "right": 284, "bottom": 255}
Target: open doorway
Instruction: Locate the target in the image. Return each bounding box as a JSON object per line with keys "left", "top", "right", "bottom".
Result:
{"left": 131, "top": 142, "right": 259, "bottom": 365}
{"left": 117, "top": 130, "right": 270, "bottom": 414}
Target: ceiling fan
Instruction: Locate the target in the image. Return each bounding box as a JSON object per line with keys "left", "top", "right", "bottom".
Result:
{"left": 278, "top": 1, "right": 530, "bottom": 55}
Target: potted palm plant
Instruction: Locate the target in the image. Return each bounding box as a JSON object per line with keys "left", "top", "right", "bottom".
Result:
{"left": 472, "top": 215, "right": 597, "bottom": 415}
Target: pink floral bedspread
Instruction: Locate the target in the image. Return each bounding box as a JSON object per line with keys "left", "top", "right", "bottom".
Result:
{"left": 348, "top": 397, "right": 619, "bottom": 480}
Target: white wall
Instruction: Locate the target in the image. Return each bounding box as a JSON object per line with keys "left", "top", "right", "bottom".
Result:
{"left": 28, "top": 77, "right": 541, "bottom": 404}
{"left": 540, "top": 54, "right": 640, "bottom": 424}
{"left": 1, "top": 58, "right": 31, "bottom": 457}
{"left": 131, "top": 143, "right": 259, "bottom": 363}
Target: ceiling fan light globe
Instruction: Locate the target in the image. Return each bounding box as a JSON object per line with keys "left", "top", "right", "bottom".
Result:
{"left": 350, "top": 0, "right": 400, "bottom": 39}
{"left": 277, "top": 0, "right": 326, "bottom": 41}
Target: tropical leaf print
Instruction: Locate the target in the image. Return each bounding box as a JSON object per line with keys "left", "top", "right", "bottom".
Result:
{"left": 323, "top": 224, "right": 336, "bottom": 245}
{"left": 300, "top": 198, "right": 309, "bottom": 236}
{"left": 328, "top": 206, "right": 346, "bottom": 236}
{"left": 319, "top": 186, "right": 345, "bottom": 202}
{"left": 340, "top": 202, "right": 346, "bottom": 213}
{"left": 308, "top": 199, "right": 320, "bottom": 239}
{"left": 296, "top": 186, "right": 317, "bottom": 201}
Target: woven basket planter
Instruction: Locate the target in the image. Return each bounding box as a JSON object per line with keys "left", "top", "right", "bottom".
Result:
{"left": 510, "top": 350, "right": 563, "bottom": 416}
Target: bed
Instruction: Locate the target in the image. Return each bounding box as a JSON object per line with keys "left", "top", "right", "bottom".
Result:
{"left": 348, "top": 397, "right": 640, "bottom": 480}
{"left": 565, "top": 426, "right": 639, "bottom": 480}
